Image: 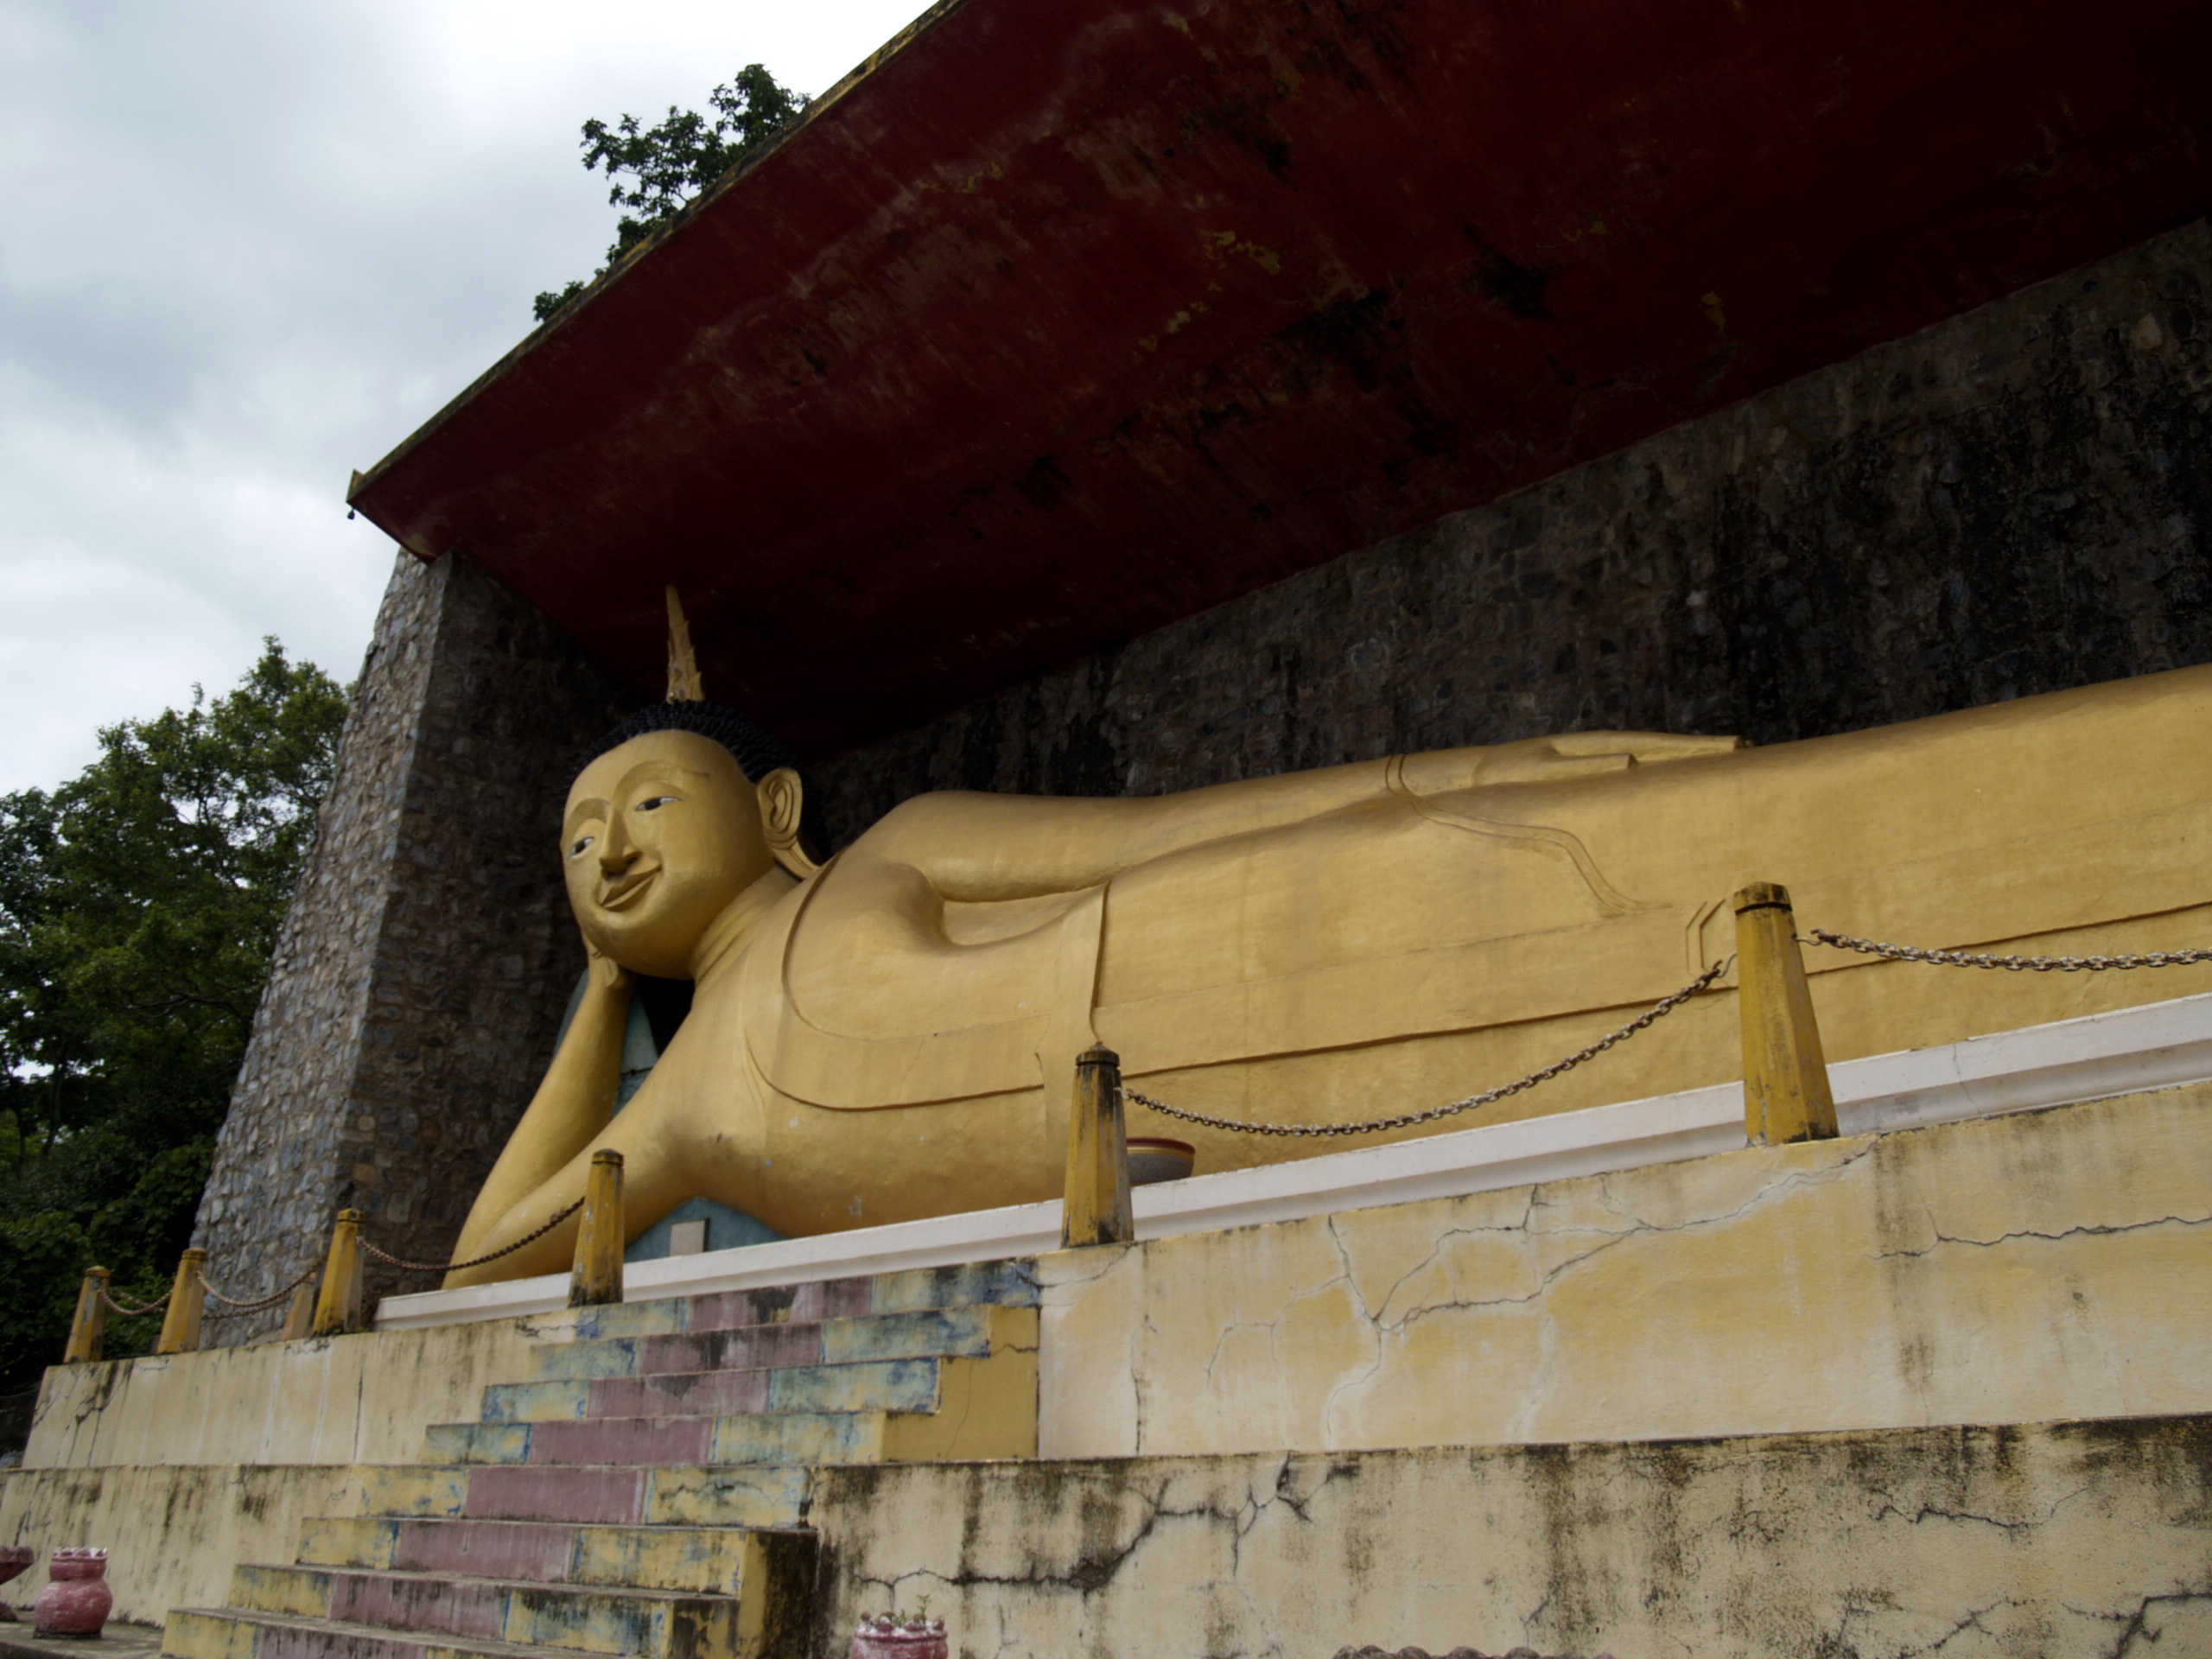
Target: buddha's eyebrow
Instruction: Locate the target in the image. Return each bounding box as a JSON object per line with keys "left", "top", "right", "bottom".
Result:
{"left": 563, "top": 798, "right": 610, "bottom": 837}
{"left": 619, "top": 764, "right": 713, "bottom": 790}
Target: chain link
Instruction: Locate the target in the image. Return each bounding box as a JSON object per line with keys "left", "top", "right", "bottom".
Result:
{"left": 96, "top": 1286, "right": 171, "bottom": 1319}
{"left": 358, "top": 1197, "right": 585, "bottom": 1275}
{"left": 200, "top": 1258, "right": 322, "bottom": 1317}
{"left": 1808, "top": 930, "right": 2212, "bottom": 974}
{"left": 1122, "top": 958, "right": 1732, "bottom": 1138}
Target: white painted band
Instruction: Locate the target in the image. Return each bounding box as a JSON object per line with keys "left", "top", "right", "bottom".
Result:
{"left": 375, "top": 989, "right": 2212, "bottom": 1331}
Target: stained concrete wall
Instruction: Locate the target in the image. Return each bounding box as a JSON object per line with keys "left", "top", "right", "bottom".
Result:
{"left": 14, "top": 1083, "right": 2209, "bottom": 1642}
{"left": 808, "top": 1416, "right": 2212, "bottom": 1659}
{"left": 192, "top": 552, "right": 632, "bottom": 1338}
{"left": 1036, "top": 1084, "right": 2212, "bottom": 1459}
{"left": 16, "top": 1314, "right": 566, "bottom": 1471}
{"left": 0, "top": 1465, "right": 368, "bottom": 1626}
{"left": 808, "top": 219, "right": 2212, "bottom": 849}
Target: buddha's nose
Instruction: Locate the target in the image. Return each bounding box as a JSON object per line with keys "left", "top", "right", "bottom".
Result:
{"left": 598, "top": 812, "right": 639, "bottom": 874}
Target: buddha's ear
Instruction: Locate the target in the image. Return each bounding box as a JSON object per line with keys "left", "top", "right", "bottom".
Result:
{"left": 756, "top": 768, "right": 821, "bottom": 880}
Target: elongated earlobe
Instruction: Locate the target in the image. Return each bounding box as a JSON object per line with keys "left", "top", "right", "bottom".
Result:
{"left": 756, "top": 768, "right": 821, "bottom": 879}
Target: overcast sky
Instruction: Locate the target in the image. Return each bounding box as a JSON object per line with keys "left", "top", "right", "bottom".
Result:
{"left": 0, "top": 0, "right": 924, "bottom": 794}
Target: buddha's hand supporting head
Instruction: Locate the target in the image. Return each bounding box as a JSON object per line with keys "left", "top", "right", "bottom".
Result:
{"left": 563, "top": 724, "right": 810, "bottom": 979}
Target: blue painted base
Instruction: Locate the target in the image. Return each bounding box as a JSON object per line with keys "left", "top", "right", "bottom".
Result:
{"left": 625, "top": 1196, "right": 785, "bottom": 1262}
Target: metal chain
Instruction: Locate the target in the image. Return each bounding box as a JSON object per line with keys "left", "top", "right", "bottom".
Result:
{"left": 200, "top": 1258, "right": 322, "bottom": 1316}
{"left": 1808, "top": 930, "right": 2212, "bottom": 974}
{"left": 1122, "top": 957, "right": 1732, "bottom": 1138}
{"left": 359, "top": 1197, "right": 585, "bottom": 1275}
{"left": 97, "top": 1286, "right": 171, "bottom": 1319}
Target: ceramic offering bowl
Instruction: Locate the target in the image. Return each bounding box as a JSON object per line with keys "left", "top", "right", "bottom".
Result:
{"left": 1127, "top": 1135, "right": 1197, "bottom": 1185}
{"left": 852, "top": 1615, "right": 948, "bottom": 1659}
{"left": 34, "top": 1547, "right": 111, "bottom": 1638}
{"left": 0, "top": 1545, "right": 31, "bottom": 1621}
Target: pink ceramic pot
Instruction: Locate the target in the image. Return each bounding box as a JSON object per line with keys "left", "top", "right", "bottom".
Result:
{"left": 0, "top": 1544, "right": 31, "bottom": 1622}
{"left": 852, "top": 1615, "right": 948, "bottom": 1659}
{"left": 34, "top": 1548, "right": 111, "bottom": 1637}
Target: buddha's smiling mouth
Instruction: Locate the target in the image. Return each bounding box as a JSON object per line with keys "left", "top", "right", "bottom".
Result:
{"left": 598, "top": 868, "right": 660, "bottom": 912}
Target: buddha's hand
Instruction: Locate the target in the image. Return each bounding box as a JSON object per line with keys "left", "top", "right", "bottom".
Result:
{"left": 586, "top": 939, "right": 634, "bottom": 993}
{"left": 1403, "top": 730, "right": 1745, "bottom": 793}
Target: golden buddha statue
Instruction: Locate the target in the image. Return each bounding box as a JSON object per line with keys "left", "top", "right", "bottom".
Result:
{"left": 447, "top": 601, "right": 2212, "bottom": 1286}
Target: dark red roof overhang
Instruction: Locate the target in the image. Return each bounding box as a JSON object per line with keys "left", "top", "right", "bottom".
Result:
{"left": 348, "top": 0, "right": 2211, "bottom": 759}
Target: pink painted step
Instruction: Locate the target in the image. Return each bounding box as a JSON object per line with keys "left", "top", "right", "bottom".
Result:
{"left": 237, "top": 1611, "right": 568, "bottom": 1659}
{"left": 588, "top": 1368, "right": 768, "bottom": 1420}
{"left": 680, "top": 1279, "right": 871, "bottom": 1335}
{"left": 523, "top": 1417, "right": 718, "bottom": 1466}
{"left": 462, "top": 1468, "right": 650, "bottom": 1527}
{"left": 372, "top": 1521, "right": 575, "bottom": 1582}
{"left": 633, "top": 1322, "right": 825, "bottom": 1376}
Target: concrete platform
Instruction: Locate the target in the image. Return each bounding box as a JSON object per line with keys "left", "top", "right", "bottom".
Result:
{"left": 0, "top": 1621, "right": 164, "bottom": 1659}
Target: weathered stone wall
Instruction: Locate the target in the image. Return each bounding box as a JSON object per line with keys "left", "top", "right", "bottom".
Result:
{"left": 809, "top": 1415, "right": 2212, "bottom": 1659}
{"left": 808, "top": 219, "right": 2212, "bottom": 849}
{"left": 191, "top": 553, "right": 632, "bottom": 1338}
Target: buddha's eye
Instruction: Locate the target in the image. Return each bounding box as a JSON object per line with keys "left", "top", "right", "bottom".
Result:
{"left": 569, "top": 834, "right": 595, "bottom": 857}
{"left": 635, "top": 795, "right": 678, "bottom": 812}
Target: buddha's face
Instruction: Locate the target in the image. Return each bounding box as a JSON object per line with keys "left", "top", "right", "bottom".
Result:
{"left": 563, "top": 729, "right": 770, "bottom": 977}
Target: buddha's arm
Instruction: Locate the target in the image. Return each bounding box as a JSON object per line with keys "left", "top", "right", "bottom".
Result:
{"left": 444, "top": 960, "right": 631, "bottom": 1283}
{"left": 860, "top": 731, "right": 1739, "bottom": 900}
{"left": 441, "top": 1054, "right": 708, "bottom": 1289}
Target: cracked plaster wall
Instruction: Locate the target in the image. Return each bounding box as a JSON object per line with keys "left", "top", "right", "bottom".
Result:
{"left": 1037, "top": 1083, "right": 2212, "bottom": 1461}
{"left": 808, "top": 1414, "right": 2212, "bottom": 1659}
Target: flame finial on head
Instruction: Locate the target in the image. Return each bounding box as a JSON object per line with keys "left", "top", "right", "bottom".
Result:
{"left": 665, "top": 586, "right": 705, "bottom": 702}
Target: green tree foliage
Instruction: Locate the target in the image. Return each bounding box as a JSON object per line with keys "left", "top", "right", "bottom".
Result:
{"left": 0, "top": 644, "right": 348, "bottom": 1394}
{"left": 533, "top": 64, "right": 809, "bottom": 323}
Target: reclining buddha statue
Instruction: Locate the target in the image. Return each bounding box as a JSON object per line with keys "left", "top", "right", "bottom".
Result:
{"left": 447, "top": 599, "right": 2212, "bottom": 1286}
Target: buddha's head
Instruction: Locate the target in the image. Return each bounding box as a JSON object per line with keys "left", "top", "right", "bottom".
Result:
{"left": 563, "top": 702, "right": 816, "bottom": 978}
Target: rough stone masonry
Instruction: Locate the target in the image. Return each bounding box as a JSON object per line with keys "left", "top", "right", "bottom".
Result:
{"left": 192, "top": 554, "right": 631, "bottom": 1333}
{"left": 193, "top": 220, "right": 2212, "bottom": 1326}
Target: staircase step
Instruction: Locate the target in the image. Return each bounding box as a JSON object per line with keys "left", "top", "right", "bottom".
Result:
{"left": 575, "top": 1368, "right": 767, "bottom": 1423}
{"left": 549, "top": 1259, "right": 1039, "bottom": 1351}
{"left": 224, "top": 1565, "right": 741, "bottom": 1659}
{"left": 431, "top": 1410, "right": 900, "bottom": 1470}
{"left": 447, "top": 1462, "right": 813, "bottom": 1526}
{"left": 351, "top": 1466, "right": 471, "bottom": 1520}
{"left": 667, "top": 1277, "right": 872, "bottom": 1337}
{"left": 294, "top": 1516, "right": 768, "bottom": 1592}
{"left": 676, "top": 1259, "right": 1038, "bottom": 1335}
{"left": 866, "top": 1259, "right": 1041, "bottom": 1316}
{"left": 651, "top": 1305, "right": 1021, "bottom": 1376}
{"left": 486, "top": 1355, "right": 954, "bottom": 1427}
{"left": 524, "top": 1303, "right": 1033, "bottom": 1384}
{"left": 433, "top": 1416, "right": 719, "bottom": 1467}
{"left": 165, "top": 1607, "right": 597, "bottom": 1659}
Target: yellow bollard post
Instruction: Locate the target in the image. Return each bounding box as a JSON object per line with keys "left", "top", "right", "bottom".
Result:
{"left": 1734, "top": 882, "right": 1839, "bottom": 1145}
{"left": 62, "top": 1268, "right": 110, "bottom": 1364}
{"left": 278, "top": 1280, "right": 316, "bottom": 1343}
{"left": 1061, "top": 1044, "right": 1135, "bottom": 1249}
{"left": 311, "top": 1210, "right": 365, "bottom": 1338}
{"left": 156, "top": 1248, "right": 207, "bottom": 1355}
{"left": 569, "top": 1150, "right": 626, "bottom": 1307}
